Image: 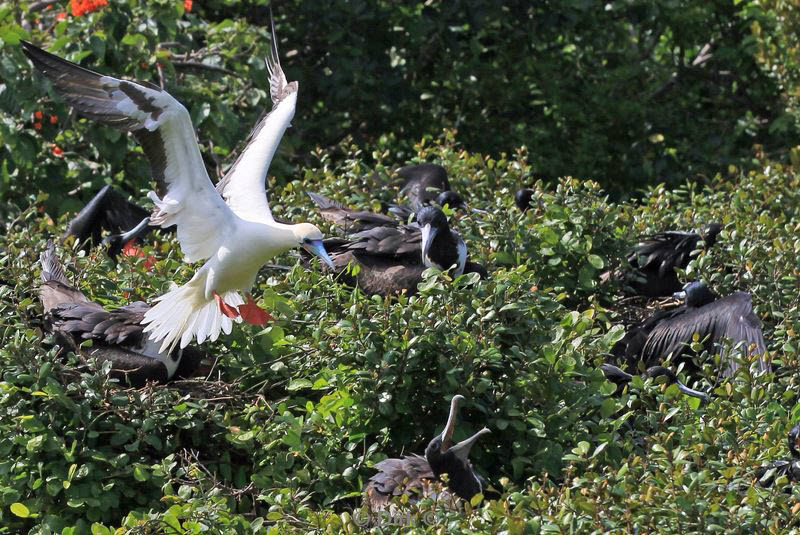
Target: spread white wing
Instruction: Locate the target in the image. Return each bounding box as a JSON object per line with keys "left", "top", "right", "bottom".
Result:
{"left": 214, "top": 15, "right": 297, "bottom": 224}
{"left": 22, "top": 41, "right": 237, "bottom": 264}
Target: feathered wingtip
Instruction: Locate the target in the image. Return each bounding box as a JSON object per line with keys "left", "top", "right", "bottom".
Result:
{"left": 264, "top": 7, "right": 295, "bottom": 107}
{"left": 307, "top": 191, "right": 345, "bottom": 211}
{"left": 40, "top": 240, "right": 70, "bottom": 285}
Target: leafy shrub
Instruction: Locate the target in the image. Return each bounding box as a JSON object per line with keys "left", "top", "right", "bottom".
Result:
{"left": 1, "top": 134, "right": 800, "bottom": 532}
{"left": 1, "top": 0, "right": 799, "bottom": 221}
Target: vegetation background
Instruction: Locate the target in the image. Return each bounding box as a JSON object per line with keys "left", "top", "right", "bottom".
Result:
{"left": 0, "top": 0, "right": 799, "bottom": 533}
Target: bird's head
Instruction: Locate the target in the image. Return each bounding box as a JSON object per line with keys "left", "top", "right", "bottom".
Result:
{"left": 424, "top": 395, "right": 490, "bottom": 499}
{"left": 416, "top": 206, "right": 450, "bottom": 261}
{"left": 436, "top": 191, "right": 466, "bottom": 210}
{"left": 673, "top": 280, "right": 716, "bottom": 307}
{"left": 702, "top": 223, "right": 723, "bottom": 246}
{"left": 294, "top": 223, "right": 334, "bottom": 269}
{"left": 514, "top": 188, "right": 535, "bottom": 212}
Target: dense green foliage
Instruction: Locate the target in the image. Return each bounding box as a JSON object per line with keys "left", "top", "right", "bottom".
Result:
{"left": 2, "top": 1, "right": 800, "bottom": 533}
{"left": 2, "top": 137, "right": 800, "bottom": 533}
{"left": 1, "top": 0, "right": 799, "bottom": 216}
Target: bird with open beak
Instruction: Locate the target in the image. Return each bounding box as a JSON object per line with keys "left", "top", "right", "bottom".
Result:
{"left": 364, "top": 395, "right": 490, "bottom": 515}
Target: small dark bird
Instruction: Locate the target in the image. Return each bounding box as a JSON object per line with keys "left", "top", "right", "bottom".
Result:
{"left": 364, "top": 395, "right": 490, "bottom": 513}
{"left": 614, "top": 281, "right": 770, "bottom": 378}
{"left": 622, "top": 224, "right": 722, "bottom": 297}
{"left": 514, "top": 189, "right": 535, "bottom": 212}
{"left": 600, "top": 363, "right": 709, "bottom": 402}
{"left": 39, "top": 243, "right": 203, "bottom": 386}
{"left": 397, "top": 163, "right": 454, "bottom": 206}
{"left": 62, "top": 185, "right": 151, "bottom": 260}
{"left": 756, "top": 424, "right": 800, "bottom": 487}
{"left": 388, "top": 190, "right": 469, "bottom": 222}
{"left": 307, "top": 194, "right": 485, "bottom": 295}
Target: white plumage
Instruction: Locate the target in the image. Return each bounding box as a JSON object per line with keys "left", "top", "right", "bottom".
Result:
{"left": 23, "top": 14, "right": 333, "bottom": 353}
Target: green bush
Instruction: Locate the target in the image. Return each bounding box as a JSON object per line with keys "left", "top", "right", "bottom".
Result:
{"left": 1, "top": 134, "right": 799, "bottom": 532}
{"left": 2, "top": 1, "right": 800, "bottom": 533}
{"left": 1, "top": 0, "right": 798, "bottom": 219}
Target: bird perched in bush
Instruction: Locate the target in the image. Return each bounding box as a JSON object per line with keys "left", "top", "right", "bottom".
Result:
{"left": 756, "top": 424, "right": 800, "bottom": 488}
{"left": 307, "top": 192, "right": 486, "bottom": 295}
{"left": 616, "top": 224, "right": 722, "bottom": 297}
{"left": 613, "top": 281, "right": 770, "bottom": 378}
{"left": 364, "top": 395, "right": 490, "bottom": 515}
{"left": 39, "top": 242, "right": 203, "bottom": 386}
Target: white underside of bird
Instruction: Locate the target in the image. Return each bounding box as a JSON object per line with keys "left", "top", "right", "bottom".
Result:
{"left": 21, "top": 17, "right": 334, "bottom": 355}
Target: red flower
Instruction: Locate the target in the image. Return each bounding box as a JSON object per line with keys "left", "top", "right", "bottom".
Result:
{"left": 122, "top": 241, "right": 157, "bottom": 270}
{"left": 56, "top": 12, "right": 67, "bottom": 21}
{"left": 34, "top": 122, "right": 42, "bottom": 130}
{"left": 71, "top": 0, "right": 109, "bottom": 17}
{"left": 184, "top": 0, "right": 192, "bottom": 12}
{"left": 50, "top": 115, "right": 58, "bottom": 124}
{"left": 34, "top": 111, "right": 43, "bottom": 119}
{"left": 52, "top": 146, "right": 64, "bottom": 157}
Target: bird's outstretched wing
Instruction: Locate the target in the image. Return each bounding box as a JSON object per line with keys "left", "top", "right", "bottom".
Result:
{"left": 22, "top": 41, "right": 236, "bottom": 264}
{"left": 642, "top": 292, "right": 769, "bottom": 377}
{"left": 307, "top": 191, "right": 397, "bottom": 232}
{"left": 215, "top": 13, "right": 297, "bottom": 224}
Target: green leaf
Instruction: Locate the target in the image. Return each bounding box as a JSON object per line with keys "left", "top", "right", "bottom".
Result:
{"left": 90, "top": 524, "right": 111, "bottom": 535}
{"left": 587, "top": 254, "right": 604, "bottom": 269}
{"left": 10, "top": 503, "right": 29, "bottom": 518}
{"left": 287, "top": 379, "right": 312, "bottom": 391}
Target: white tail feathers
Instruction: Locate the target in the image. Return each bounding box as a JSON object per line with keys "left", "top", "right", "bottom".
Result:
{"left": 142, "top": 280, "right": 243, "bottom": 353}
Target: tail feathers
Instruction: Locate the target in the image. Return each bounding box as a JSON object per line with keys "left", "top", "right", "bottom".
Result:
{"left": 142, "top": 282, "right": 243, "bottom": 353}
{"left": 40, "top": 241, "right": 71, "bottom": 285}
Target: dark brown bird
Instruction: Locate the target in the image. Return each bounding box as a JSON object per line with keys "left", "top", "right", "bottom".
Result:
{"left": 514, "top": 188, "right": 535, "bottom": 212}
{"left": 364, "top": 395, "right": 490, "bottom": 513}
{"left": 307, "top": 193, "right": 485, "bottom": 295}
{"left": 306, "top": 191, "right": 397, "bottom": 233}
{"left": 622, "top": 224, "right": 722, "bottom": 297}
{"left": 397, "top": 163, "right": 458, "bottom": 207}
{"left": 614, "top": 281, "right": 770, "bottom": 378}
{"left": 39, "top": 243, "right": 202, "bottom": 386}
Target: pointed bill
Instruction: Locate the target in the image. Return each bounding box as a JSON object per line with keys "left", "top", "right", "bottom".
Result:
{"left": 440, "top": 394, "right": 465, "bottom": 452}
{"left": 421, "top": 223, "right": 438, "bottom": 263}
{"left": 449, "top": 427, "right": 491, "bottom": 462}
{"left": 303, "top": 239, "right": 335, "bottom": 269}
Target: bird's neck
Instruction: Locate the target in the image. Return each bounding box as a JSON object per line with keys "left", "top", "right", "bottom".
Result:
{"left": 257, "top": 222, "right": 300, "bottom": 252}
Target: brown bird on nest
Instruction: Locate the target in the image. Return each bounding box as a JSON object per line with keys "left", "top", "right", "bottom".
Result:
{"left": 39, "top": 242, "right": 204, "bottom": 386}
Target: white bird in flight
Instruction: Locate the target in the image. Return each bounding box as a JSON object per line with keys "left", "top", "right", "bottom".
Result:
{"left": 22, "top": 16, "right": 334, "bottom": 353}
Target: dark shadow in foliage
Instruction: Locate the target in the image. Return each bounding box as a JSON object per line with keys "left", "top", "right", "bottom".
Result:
{"left": 199, "top": 2, "right": 795, "bottom": 193}
{"left": 756, "top": 424, "right": 800, "bottom": 489}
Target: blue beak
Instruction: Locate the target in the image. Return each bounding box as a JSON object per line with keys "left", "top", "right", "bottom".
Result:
{"left": 304, "top": 239, "right": 335, "bottom": 270}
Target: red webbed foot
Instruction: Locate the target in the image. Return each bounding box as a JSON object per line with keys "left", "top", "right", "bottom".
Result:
{"left": 213, "top": 291, "right": 240, "bottom": 319}
{"left": 238, "top": 293, "right": 274, "bottom": 326}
